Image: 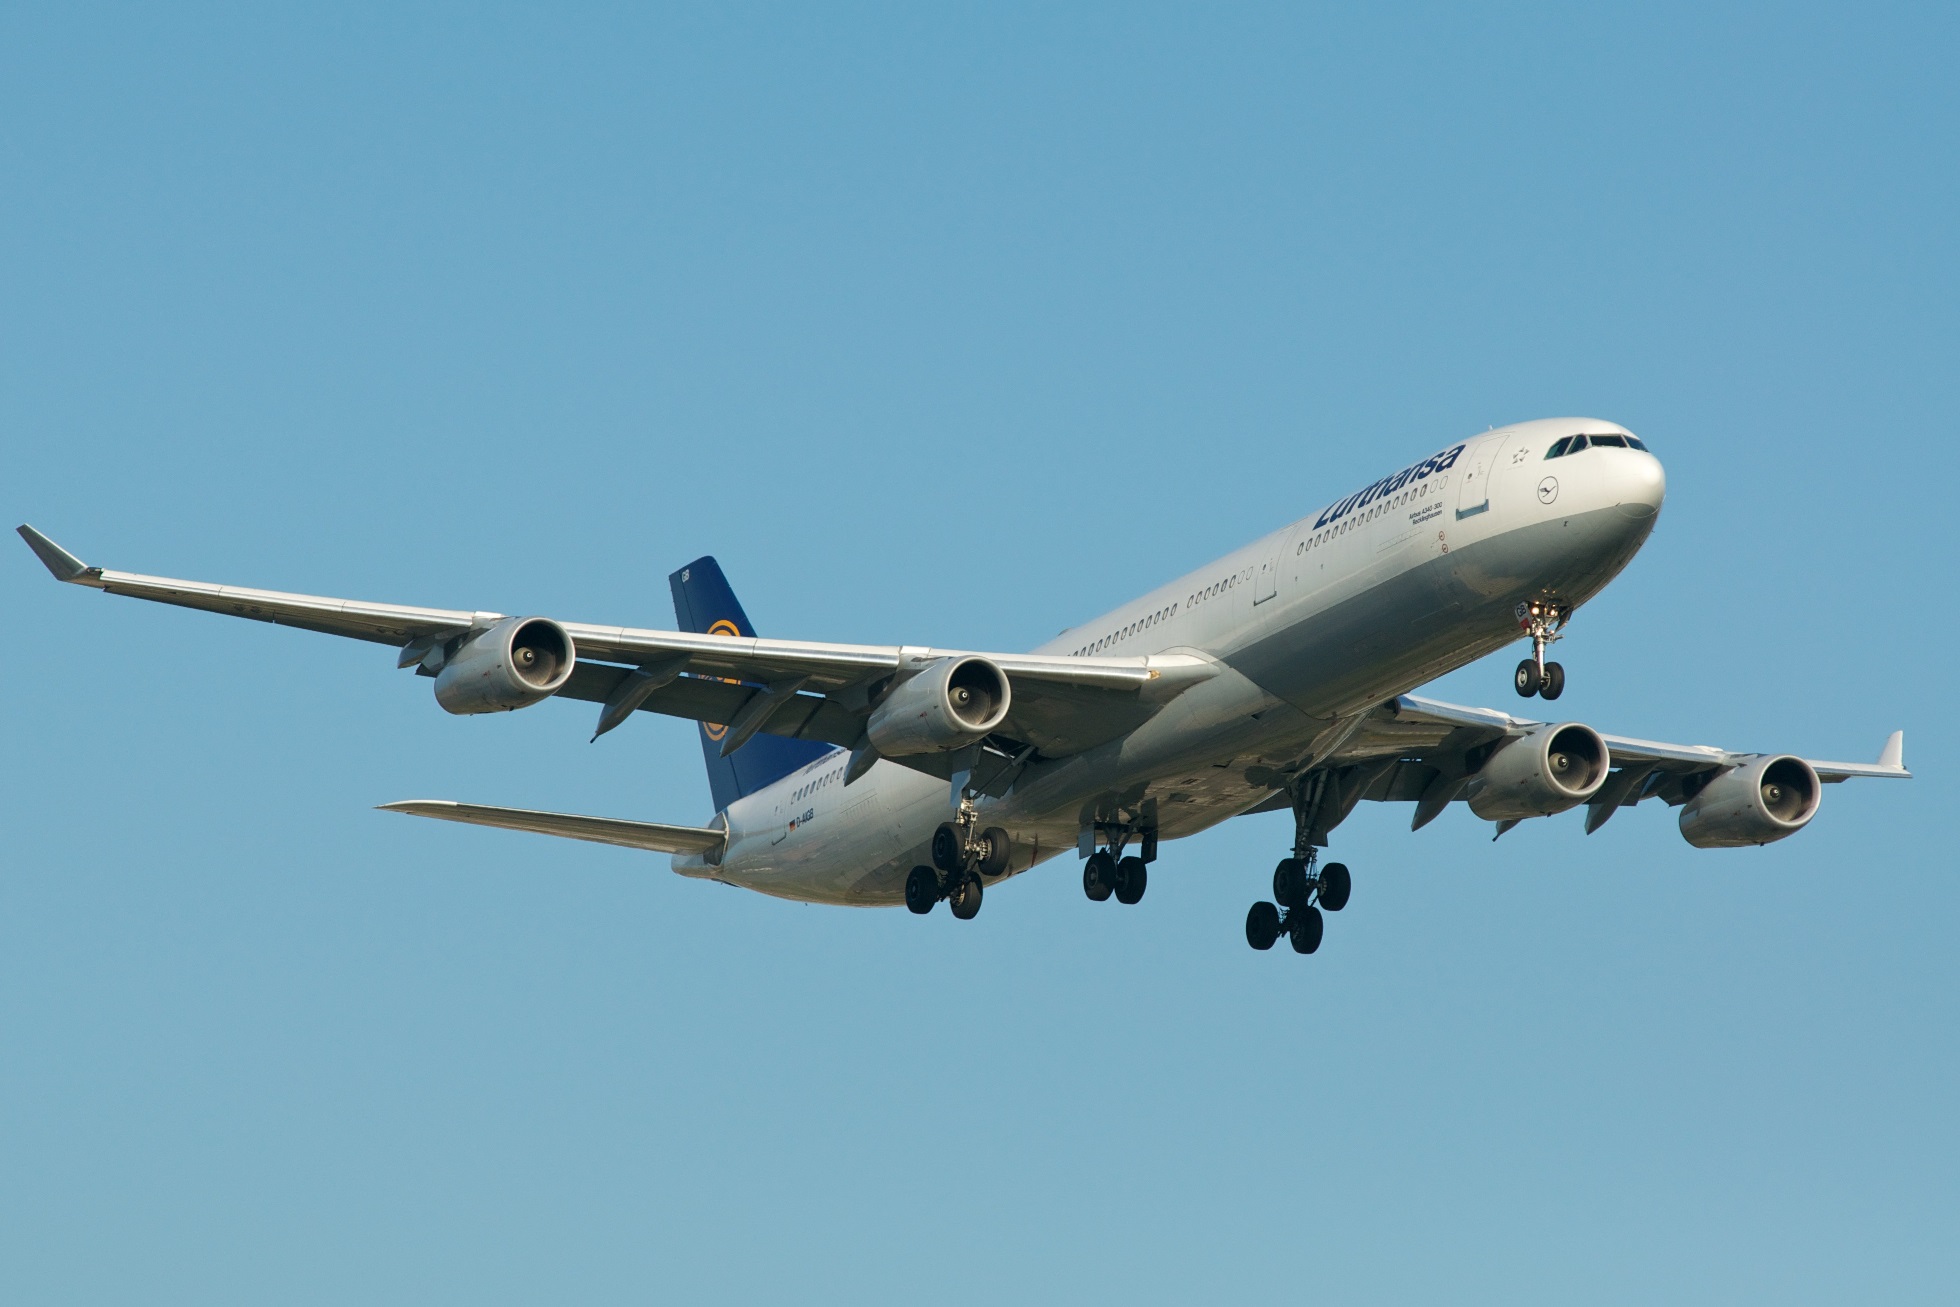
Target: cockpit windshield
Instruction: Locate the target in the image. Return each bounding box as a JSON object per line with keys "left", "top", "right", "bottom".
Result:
{"left": 1546, "top": 432, "right": 1648, "bottom": 458}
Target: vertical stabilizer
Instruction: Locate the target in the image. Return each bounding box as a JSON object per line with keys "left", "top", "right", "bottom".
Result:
{"left": 669, "top": 557, "right": 834, "bottom": 813}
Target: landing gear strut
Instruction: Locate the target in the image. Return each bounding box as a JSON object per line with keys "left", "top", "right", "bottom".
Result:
{"left": 911, "top": 784, "right": 1010, "bottom": 920}
{"left": 1246, "top": 773, "right": 1352, "bottom": 956}
{"left": 1080, "top": 816, "right": 1154, "bottom": 906}
{"left": 1513, "top": 598, "right": 1569, "bottom": 701}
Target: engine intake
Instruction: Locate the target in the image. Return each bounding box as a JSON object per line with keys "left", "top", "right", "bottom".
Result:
{"left": 1679, "top": 755, "right": 1820, "bottom": 848}
{"left": 1465, "top": 722, "right": 1610, "bottom": 821}
{"left": 866, "top": 656, "right": 1011, "bottom": 756}
{"left": 433, "top": 617, "right": 576, "bottom": 714}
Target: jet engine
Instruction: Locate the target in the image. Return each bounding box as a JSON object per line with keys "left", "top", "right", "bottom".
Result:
{"left": 433, "top": 617, "right": 576, "bottom": 714}
{"left": 866, "top": 655, "right": 1011, "bottom": 756}
{"left": 1678, "top": 755, "right": 1820, "bottom": 848}
{"left": 1465, "top": 722, "right": 1610, "bottom": 821}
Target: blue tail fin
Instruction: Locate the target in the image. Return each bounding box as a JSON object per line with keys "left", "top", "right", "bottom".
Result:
{"left": 669, "top": 556, "right": 834, "bottom": 814}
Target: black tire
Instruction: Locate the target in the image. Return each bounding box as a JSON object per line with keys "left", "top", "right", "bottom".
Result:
{"left": 1289, "top": 905, "right": 1324, "bottom": 954}
{"left": 1115, "top": 856, "right": 1148, "bottom": 905}
{"left": 1246, "top": 901, "right": 1281, "bottom": 950}
{"left": 1514, "top": 659, "right": 1541, "bottom": 697}
{"left": 1272, "top": 857, "right": 1308, "bottom": 909}
{"left": 904, "top": 865, "right": 938, "bottom": 915}
{"left": 931, "top": 822, "right": 965, "bottom": 874}
{"left": 1082, "top": 851, "right": 1115, "bottom": 902}
{"left": 1316, "top": 862, "right": 1351, "bottom": 912}
{"left": 949, "top": 875, "right": 983, "bottom": 920}
{"left": 1539, "top": 661, "right": 1566, "bottom": 701}
{"left": 976, "top": 826, "right": 1012, "bottom": 878}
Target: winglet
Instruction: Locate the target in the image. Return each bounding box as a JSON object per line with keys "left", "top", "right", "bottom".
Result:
{"left": 16, "top": 525, "right": 96, "bottom": 583}
{"left": 1878, "top": 730, "right": 1905, "bottom": 771}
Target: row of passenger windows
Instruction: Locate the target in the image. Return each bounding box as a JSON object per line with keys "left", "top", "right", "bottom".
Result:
{"left": 1188, "top": 571, "right": 1247, "bottom": 609}
{"left": 794, "top": 766, "right": 843, "bottom": 802}
{"left": 1546, "top": 432, "right": 1648, "bottom": 458}
{"left": 1294, "top": 479, "right": 1439, "bottom": 555}
{"left": 1073, "top": 469, "right": 1453, "bottom": 656}
{"left": 1075, "top": 602, "right": 1178, "bottom": 657}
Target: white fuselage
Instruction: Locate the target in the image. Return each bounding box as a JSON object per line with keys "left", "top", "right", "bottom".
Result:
{"left": 675, "top": 418, "right": 1667, "bottom": 904}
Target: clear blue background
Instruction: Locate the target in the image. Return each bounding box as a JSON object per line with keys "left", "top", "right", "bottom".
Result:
{"left": 3, "top": 5, "right": 1953, "bottom": 1302}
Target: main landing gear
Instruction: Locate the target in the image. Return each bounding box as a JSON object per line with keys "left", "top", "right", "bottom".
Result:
{"left": 1246, "top": 856, "right": 1350, "bottom": 953}
{"left": 1246, "top": 773, "right": 1352, "bottom": 956}
{"left": 1513, "top": 598, "right": 1570, "bottom": 701}
{"left": 1081, "top": 818, "right": 1155, "bottom": 907}
{"left": 906, "top": 788, "right": 1010, "bottom": 921}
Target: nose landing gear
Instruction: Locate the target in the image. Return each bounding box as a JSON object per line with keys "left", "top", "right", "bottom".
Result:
{"left": 1514, "top": 599, "right": 1570, "bottom": 700}
{"left": 1246, "top": 772, "right": 1353, "bottom": 956}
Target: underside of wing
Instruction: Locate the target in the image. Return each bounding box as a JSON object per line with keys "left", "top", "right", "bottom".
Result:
{"left": 1244, "top": 693, "right": 1909, "bottom": 845}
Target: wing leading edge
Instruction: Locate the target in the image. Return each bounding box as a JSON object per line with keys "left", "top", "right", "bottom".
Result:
{"left": 17, "top": 526, "right": 1219, "bottom": 768}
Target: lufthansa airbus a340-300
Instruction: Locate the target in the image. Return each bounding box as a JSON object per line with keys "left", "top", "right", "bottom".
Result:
{"left": 20, "top": 418, "right": 1910, "bottom": 955}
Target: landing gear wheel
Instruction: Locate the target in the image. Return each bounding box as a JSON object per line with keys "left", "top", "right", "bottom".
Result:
{"left": 948, "top": 875, "right": 983, "bottom": 920}
{"left": 1514, "top": 659, "right": 1542, "bottom": 698}
{"left": 1082, "top": 851, "right": 1115, "bottom": 902}
{"left": 1114, "top": 856, "right": 1148, "bottom": 905}
{"left": 1317, "top": 862, "right": 1351, "bottom": 912}
{"left": 1272, "top": 858, "right": 1309, "bottom": 909}
{"left": 1539, "top": 661, "right": 1565, "bottom": 701}
{"left": 1289, "top": 905, "right": 1324, "bottom": 954}
{"left": 1246, "top": 901, "right": 1281, "bottom": 950}
{"left": 905, "top": 865, "right": 939, "bottom": 915}
{"left": 931, "top": 822, "right": 964, "bottom": 874}
{"left": 976, "top": 826, "right": 1012, "bottom": 878}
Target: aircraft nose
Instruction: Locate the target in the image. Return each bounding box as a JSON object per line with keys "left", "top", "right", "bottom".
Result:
{"left": 1614, "top": 450, "right": 1666, "bottom": 521}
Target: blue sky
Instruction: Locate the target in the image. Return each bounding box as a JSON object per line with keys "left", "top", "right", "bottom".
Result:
{"left": 3, "top": 4, "right": 1955, "bottom": 1302}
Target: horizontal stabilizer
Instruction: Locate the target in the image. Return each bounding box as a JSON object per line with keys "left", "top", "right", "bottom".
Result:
{"left": 379, "top": 800, "right": 724, "bottom": 856}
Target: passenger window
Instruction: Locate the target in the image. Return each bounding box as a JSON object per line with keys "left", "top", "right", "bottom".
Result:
{"left": 1546, "top": 436, "right": 1572, "bottom": 459}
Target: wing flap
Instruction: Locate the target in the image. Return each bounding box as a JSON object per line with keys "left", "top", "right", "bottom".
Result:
{"left": 557, "top": 662, "right": 865, "bottom": 750}
{"left": 379, "top": 800, "right": 725, "bottom": 855}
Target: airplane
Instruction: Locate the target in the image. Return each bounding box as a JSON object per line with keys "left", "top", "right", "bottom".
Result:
{"left": 17, "top": 417, "right": 1910, "bottom": 956}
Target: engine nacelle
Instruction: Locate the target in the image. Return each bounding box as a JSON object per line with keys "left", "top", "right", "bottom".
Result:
{"left": 433, "top": 617, "right": 576, "bottom": 714}
{"left": 865, "top": 656, "right": 1011, "bottom": 756}
{"left": 1679, "top": 755, "right": 1820, "bottom": 848}
{"left": 1465, "top": 722, "right": 1610, "bottom": 821}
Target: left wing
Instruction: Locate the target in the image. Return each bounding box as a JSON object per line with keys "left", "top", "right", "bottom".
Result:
{"left": 1259, "top": 692, "right": 1909, "bottom": 842}
{"left": 17, "top": 525, "right": 1217, "bottom": 770}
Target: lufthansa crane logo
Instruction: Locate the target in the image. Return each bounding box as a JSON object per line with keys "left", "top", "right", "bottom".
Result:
{"left": 1537, "top": 476, "right": 1559, "bottom": 505}
{"left": 701, "top": 619, "right": 742, "bottom": 741}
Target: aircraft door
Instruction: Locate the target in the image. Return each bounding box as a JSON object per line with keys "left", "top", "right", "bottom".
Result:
{"left": 1253, "top": 526, "right": 1295, "bottom": 604}
{"left": 1454, "top": 436, "right": 1499, "bottom": 520}
{"left": 1488, "top": 433, "right": 1543, "bottom": 503}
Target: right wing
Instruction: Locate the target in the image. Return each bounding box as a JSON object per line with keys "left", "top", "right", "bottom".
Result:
{"left": 19, "top": 525, "right": 1218, "bottom": 770}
